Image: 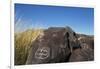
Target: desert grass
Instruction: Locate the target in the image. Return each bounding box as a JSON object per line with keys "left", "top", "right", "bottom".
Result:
{"left": 15, "top": 29, "right": 43, "bottom": 65}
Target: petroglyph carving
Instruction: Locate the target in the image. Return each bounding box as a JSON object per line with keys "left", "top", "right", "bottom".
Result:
{"left": 35, "top": 47, "right": 50, "bottom": 59}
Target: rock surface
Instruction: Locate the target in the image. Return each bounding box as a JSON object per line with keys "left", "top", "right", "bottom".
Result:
{"left": 26, "top": 27, "right": 94, "bottom": 64}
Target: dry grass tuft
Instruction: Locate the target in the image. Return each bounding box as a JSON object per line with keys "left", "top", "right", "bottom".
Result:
{"left": 15, "top": 29, "right": 43, "bottom": 65}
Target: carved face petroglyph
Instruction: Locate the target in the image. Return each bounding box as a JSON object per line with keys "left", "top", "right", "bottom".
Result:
{"left": 35, "top": 47, "right": 50, "bottom": 60}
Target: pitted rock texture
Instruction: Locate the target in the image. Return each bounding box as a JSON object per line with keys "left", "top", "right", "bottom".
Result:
{"left": 26, "top": 27, "right": 94, "bottom": 64}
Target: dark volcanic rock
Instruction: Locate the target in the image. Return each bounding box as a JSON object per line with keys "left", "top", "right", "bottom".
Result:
{"left": 69, "top": 47, "right": 94, "bottom": 62}
{"left": 26, "top": 27, "right": 94, "bottom": 64}
{"left": 69, "top": 35, "right": 94, "bottom": 62}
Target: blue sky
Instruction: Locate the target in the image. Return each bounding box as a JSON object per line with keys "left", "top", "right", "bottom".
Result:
{"left": 15, "top": 3, "right": 94, "bottom": 35}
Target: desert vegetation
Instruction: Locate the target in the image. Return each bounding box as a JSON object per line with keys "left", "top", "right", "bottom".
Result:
{"left": 15, "top": 27, "right": 94, "bottom": 65}
{"left": 15, "top": 29, "right": 43, "bottom": 65}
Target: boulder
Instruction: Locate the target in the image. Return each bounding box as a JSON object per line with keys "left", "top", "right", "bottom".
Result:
{"left": 26, "top": 27, "right": 94, "bottom": 64}
{"left": 69, "top": 36, "right": 94, "bottom": 62}
{"left": 26, "top": 27, "right": 80, "bottom": 64}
